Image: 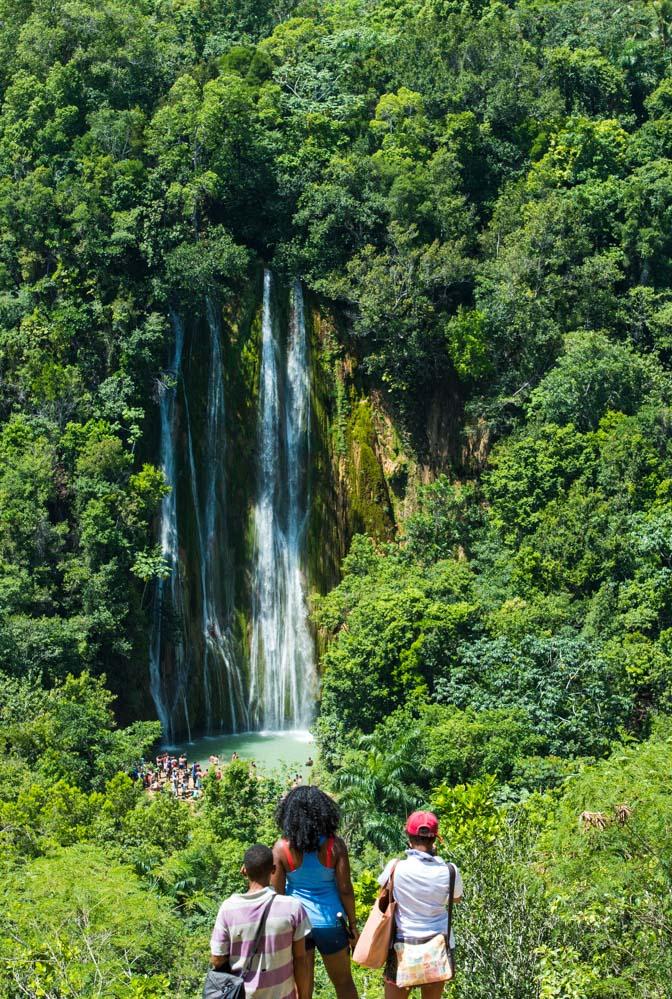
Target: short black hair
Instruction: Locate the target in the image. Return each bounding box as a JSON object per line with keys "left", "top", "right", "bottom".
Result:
{"left": 409, "top": 834, "right": 436, "bottom": 849}
{"left": 243, "top": 844, "right": 274, "bottom": 880}
{"left": 275, "top": 785, "right": 340, "bottom": 853}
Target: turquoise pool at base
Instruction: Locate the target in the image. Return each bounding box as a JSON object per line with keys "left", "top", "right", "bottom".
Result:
{"left": 166, "top": 729, "right": 315, "bottom": 773}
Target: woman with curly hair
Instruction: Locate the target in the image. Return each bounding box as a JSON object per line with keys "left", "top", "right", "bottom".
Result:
{"left": 272, "top": 785, "right": 359, "bottom": 999}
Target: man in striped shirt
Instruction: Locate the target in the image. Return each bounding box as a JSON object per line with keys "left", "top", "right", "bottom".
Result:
{"left": 210, "top": 844, "right": 311, "bottom": 999}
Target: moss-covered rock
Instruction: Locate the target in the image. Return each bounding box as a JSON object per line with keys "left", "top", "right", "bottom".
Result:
{"left": 344, "top": 398, "right": 395, "bottom": 540}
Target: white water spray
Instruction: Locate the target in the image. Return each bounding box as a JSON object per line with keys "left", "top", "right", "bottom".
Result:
{"left": 150, "top": 306, "right": 248, "bottom": 738}
{"left": 149, "top": 316, "right": 187, "bottom": 739}
{"left": 198, "top": 301, "right": 248, "bottom": 732}
{"left": 249, "top": 272, "right": 316, "bottom": 729}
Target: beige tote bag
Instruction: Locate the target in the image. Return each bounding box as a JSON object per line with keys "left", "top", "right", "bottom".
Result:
{"left": 352, "top": 861, "right": 398, "bottom": 969}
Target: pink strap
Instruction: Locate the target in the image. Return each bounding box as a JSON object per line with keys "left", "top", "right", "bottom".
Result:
{"left": 282, "top": 839, "right": 297, "bottom": 872}
{"left": 326, "top": 835, "right": 336, "bottom": 868}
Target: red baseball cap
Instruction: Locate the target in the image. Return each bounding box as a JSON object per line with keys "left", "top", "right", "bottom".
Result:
{"left": 405, "top": 810, "right": 439, "bottom": 837}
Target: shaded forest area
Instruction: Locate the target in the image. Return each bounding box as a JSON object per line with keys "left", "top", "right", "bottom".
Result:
{"left": 2, "top": 1, "right": 672, "bottom": 996}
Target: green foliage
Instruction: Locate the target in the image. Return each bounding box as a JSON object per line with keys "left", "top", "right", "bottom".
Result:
{"left": 403, "top": 476, "right": 480, "bottom": 562}
{"left": 446, "top": 307, "right": 491, "bottom": 380}
{"left": 540, "top": 719, "right": 672, "bottom": 996}
{"left": 5, "top": 672, "right": 160, "bottom": 792}
{"left": 432, "top": 776, "right": 506, "bottom": 848}
{"left": 438, "top": 634, "right": 636, "bottom": 757}
{"left": 526, "top": 331, "right": 668, "bottom": 432}
{"left": 344, "top": 222, "right": 473, "bottom": 412}
{"left": 0, "top": 844, "right": 183, "bottom": 998}
{"left": 334, "top": 723, "right": 427, "bottom": 851}
{"left": 4, "top": 0, "right": 672, "bottom": 994}
{"left": 421, "top": 705, "right": 545, "bottom": 786}
{"left": 448, "top": 821, "right": 551, "bottom": 999}
{"left": 316, "top": 535, "right": 476, "bottom": 738}
{"left": 202, "top": 758, "right": 283, "bottom": 845}
{"left": 156, "top": 830, "right": 247, "bottom": 915}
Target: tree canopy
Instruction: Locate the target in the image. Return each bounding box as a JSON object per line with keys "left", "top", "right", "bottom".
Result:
{"left": 3, "top": 0, "right": 672, "bottom": 995}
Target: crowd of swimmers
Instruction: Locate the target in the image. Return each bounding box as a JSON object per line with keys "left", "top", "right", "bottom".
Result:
{"left": 130, "top": 753, "right": 206, "bottom": 799}
{"left": 130, "top": 750, "right": 316, "bottom": 800}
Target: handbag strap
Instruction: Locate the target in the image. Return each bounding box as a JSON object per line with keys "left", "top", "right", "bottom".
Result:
{"left": 241, "top": 894, "right": 275, "bottom": 976}
{"left": 446, "top": 863, "right": 456, "bottom": 947}
{"left": 388, "top": 859, "right": 399, "bottom": 899}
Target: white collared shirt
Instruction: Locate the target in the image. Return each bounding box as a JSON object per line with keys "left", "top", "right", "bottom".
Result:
{"left": 378, "top": 850, "right": 463, "bottom": 946}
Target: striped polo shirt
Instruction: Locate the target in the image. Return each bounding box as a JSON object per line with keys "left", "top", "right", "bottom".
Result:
{"left": 210, "top": 887, "right": 311, "bottom": 999}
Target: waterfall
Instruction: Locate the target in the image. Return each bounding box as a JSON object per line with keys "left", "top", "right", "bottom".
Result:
{"left": 249, "top": 271, "right": 316, "bottom": 730}
{"left": 149, "top": 315, "right": 189, "bottom": 741}
{"left": 284, "top": 278, "right": 315, "bottom": 726}
{"left": 150, "top": 305, "right": 248, "bottom": 739}
{"left": 150, "top": 275, "right": 315, "bottom": 739}
{"left": 195, "top": 301, "right": 248, "bottom": 732}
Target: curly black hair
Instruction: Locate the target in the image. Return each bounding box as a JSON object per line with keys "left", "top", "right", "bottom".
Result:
{"left": 275, "top": 785, "right": 340, "bottom": 853}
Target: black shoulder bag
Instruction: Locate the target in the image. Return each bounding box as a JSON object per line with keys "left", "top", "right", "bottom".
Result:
{"left": 204, "top": 895, "right": 275, "bottom": 999}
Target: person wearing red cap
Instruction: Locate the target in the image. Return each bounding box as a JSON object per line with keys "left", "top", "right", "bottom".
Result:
{"left": 377, "top": 811, "right": 463, "bottom": 997}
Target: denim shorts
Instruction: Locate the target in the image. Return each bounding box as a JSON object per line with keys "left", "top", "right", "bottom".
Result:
{"left": 306, "top": 924, "right": 350, "bottom": 955}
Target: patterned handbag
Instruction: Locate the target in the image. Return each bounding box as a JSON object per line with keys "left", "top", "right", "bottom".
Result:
{"left": 393, "top": 863, "right": 457, "bottom": 987}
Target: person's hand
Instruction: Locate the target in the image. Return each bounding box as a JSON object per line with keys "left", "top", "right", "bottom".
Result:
{"left": 349, "top": 927, "right": 360, "bottom": 953}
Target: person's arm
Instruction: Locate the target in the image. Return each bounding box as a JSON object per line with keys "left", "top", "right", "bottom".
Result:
{"left": 452, "top": 865, "right": 464, "bottom": 903}
{"left": 271, "top": 840, "right": 287, "bottom": 894}
{"left": 292, "top": 935, "right": 310, "bottom": 999}
{"left": 334, "top": 836, "right": 358, "bottom": 942}
{"left": 209, "top": 907, "right": 230, "bottom": 970}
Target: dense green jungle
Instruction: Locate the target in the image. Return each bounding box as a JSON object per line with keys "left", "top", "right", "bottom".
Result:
{"left": 3, "top": 0, "right": 672, "bottom": 996}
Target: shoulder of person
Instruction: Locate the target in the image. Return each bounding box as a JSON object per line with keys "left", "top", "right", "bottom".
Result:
{"left": 333, "top": 834, "right": 348, "bottom": 855}
{"left": 377, "top": 856, "right": 403, "bottom": 885}
{"left": 217, "top": 896, "right": 240, "bottom": 918}
{"left": 280, "top": 894, "right": 309, "bottom": 919}
{"left": 438, "top": 858, "right": 461, "bottom": 875}
{"left": 285, "top": 894, "right": 306, "bottom": 912}
{"left": 437, "top": 859, "right": 463, "bottom": 889}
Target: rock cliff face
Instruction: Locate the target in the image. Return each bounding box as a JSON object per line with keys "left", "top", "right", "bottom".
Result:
{"left": 147, "top": 267, "right": 457, "bottom": 737}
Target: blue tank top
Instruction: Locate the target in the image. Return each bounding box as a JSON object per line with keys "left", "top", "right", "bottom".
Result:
{"left": 284, "top": 836, "right": 342, "bottom": 929}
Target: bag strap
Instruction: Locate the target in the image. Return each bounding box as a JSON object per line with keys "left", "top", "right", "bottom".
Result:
{"left": 388, "top": 859, "right": 399, "bottom": 899}
{"left": 446, "top": 864, "right": 456, "bottom": 948}
{"left": 387, "top": 861, "right": 400, "bottom": 948}
{"left": 241, "top": 894, "right": 275, "bottom": 977}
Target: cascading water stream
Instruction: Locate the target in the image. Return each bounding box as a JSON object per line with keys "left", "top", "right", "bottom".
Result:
{"left": 197, "top": 301, "right": 248, "bottom": 732}
{"left": 151, "top": 275, "right": 315, "bottom": 739}
{"left": 283, "top": 278, "right": 315, "bottom": 726}
{"left": 149, "top": 315, "right": 189, "bottom": 741}
{"left": 150, "top": 304, "right": 248, "bottom": 740}
{"left": 249, "top": 271, "right": 316, "bottom": 730}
